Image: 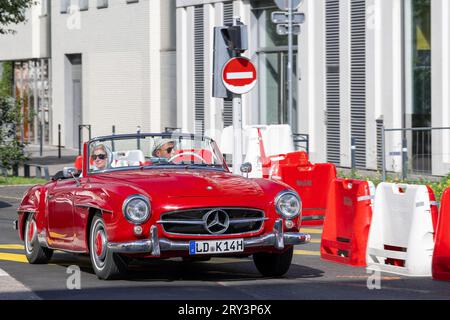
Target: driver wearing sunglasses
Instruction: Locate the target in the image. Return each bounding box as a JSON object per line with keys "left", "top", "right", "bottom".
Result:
{"left": 91, "top": 144, "right": 110, "bottom": 171}
{"left": 152, "top": 138, "right": 176, "bottom": 160}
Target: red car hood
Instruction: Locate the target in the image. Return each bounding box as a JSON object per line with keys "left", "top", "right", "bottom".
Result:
{"left": 96, "top": 169, "right": 264, "bottom": 198}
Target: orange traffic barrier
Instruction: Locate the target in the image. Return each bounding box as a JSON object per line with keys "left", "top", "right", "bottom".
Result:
{"left": 320, "top": 179, "right": 375, "bottom": 267}
{"left": 432, "top": 187, "right": 450, "bottom": 281}
{"left": 266, "top": 155, "right": 336, "bottom": 226}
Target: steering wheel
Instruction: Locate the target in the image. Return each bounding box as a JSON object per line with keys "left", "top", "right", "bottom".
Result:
{"left": 169, "top": 152, "right": 207, "bottom": 164}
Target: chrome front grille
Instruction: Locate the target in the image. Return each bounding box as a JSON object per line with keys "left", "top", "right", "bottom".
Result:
{"left": 158, "top": 208, "right": 266, "bottom": 236}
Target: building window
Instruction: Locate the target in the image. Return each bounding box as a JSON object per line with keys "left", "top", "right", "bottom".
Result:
{"left": 41, "top": 0, "right": 49, "bottom": 16}
{"left": 411, "top": 0, "right": 431, "bottom": 128}
{"left": 251, "top": 0, "right": 298, "bottom": 131}
{"left": 80, "top": 0, "right": 89, "bottom": 11}
{"left": 97, "top": 0, "right": 108, "bottom": 9}
{"left": 407, "top": 0, "right": 431, "bottom": 173}
{"left": 60, "top": 0, "right": 70, "bottom": 14}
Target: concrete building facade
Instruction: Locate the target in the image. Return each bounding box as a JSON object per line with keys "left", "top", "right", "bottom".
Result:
{"left": 176, "top": 0, "right": 450, "bottom": 176}
{"left": 0, "top": 0, "right": 176, "bottom": 149}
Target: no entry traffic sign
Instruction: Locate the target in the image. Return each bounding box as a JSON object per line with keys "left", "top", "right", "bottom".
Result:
{"left": 222, "top": 57, "right": 257, "bottom": 95}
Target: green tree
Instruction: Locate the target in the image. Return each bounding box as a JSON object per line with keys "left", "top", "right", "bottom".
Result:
{"left": 0, "top": 64, "right": 31, "bottom": 173}
{"left": 0, "top": 96, "right": 28, "bottom": 171}
{"left": 0, "top": 0, "right": 36, "bottom": 35}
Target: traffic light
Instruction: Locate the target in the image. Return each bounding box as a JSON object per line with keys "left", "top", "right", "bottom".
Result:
{"left": 212, "top": 23, "right": 249, "bottom": 98}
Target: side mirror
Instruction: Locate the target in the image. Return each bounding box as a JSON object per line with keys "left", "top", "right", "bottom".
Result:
{"left": 63, "top": 167, "right": 77, "bottom": 179}
{"left": 240, "top": 162, "right": 252, "bottom": 175}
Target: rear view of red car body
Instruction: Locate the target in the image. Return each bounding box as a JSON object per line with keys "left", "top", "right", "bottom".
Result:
{"left": 16, "top": 133, "right": 310, "bottom": 279}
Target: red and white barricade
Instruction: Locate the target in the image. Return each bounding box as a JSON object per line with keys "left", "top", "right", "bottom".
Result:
{"left": 268, "top": 158, "right": 336, "bottom": 226}
{"left": 366, "top": 183, "right": 438, "bottom": 277}
{"left": 320, "top": 179, "right": 375, "bottom": 267}
{"left": 432, "top": 187, "right": 450, "bottom": 281}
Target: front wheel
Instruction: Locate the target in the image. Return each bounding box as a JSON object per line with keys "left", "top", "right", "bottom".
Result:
{"left": 24, "top": 214, "right": 53, "bottom": 264}
{"left": 89, "top": 216, "right": 128, "bottom": 280}
{"left": 253, "top": 247, "right": 294, "bottom": 277}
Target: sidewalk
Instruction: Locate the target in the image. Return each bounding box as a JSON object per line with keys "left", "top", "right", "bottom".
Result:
{"left": 18, "top": 145, "right": 80, "bottom": 179}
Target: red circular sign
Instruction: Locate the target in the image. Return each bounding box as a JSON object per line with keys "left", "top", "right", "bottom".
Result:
{"left": 222, "top": 57, "right": 257, "bottom": 94}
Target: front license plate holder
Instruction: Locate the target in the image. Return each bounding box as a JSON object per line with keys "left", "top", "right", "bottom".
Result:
{"left": 189, "top": 239, "right": 244, "bottom": 255}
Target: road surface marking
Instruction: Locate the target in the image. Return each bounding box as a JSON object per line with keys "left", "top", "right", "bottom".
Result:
{"left": 309, "top": 239, "right": 321, "bottom": 244}
{"left": 0, "top": 253, "right": 28, "bottom": 263}
{"left": 294, "top": 250, "right": 320, "bottom": 256}
{"left": 0, "top": 245, "right": 24, "bottom": 250}
{"left": 301, "top": 228, "right": 322, "bottom": 234}
{"left": 0, "top": 195, "right": 21, "bottom": 201}
{"left": 0, "top": 268, "right": 41, "bottom": 300}
{"left": 336, "top": 275, "right": 402, "bottom": 281}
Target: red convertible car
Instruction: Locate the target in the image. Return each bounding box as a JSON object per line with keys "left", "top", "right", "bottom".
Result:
{"left": 16, "top": 133, "right": 310, "bottom": 279}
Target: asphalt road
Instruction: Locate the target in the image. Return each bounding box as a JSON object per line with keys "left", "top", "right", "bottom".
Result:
{"left": 1, "top": 186, "right": 450, "bottom": 301}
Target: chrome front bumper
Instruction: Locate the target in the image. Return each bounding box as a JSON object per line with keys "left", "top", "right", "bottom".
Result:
{"left": 107, "top": 219, "right": 311, "bottom": 256}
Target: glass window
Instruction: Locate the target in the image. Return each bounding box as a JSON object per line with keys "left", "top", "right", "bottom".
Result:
{"left": 87, "top": 134, "right": 226, "bottom": 173}
{"left": 408, "top": 0, "right": 432, "bottom": 173}
{"left": 97, "top": 0, "right": 108, "bottom": 9}
{"left": 60, "top": 0, "right": 70, "bottom": 14}
{"left": 80, "top": 0, "right": 89, "bottom": 11}
{"left": 252, "top": 1, "right": 298, "bottom": 131}
{"left": 412, "top": 0, "right": 431, "bottom": 127}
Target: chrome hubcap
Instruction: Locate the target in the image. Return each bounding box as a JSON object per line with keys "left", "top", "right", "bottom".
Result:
{"left": 25, "top": 218, "right": 36, "bottom": 254}
{"left": 91, "top": 220, "right": 108, "bottom": 270}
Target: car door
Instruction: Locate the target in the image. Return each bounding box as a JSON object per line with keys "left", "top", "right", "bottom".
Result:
{"left": 47, "top": 179, "right": 78, "bottom": 249}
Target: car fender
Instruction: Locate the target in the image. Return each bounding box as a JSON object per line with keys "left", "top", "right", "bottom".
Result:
{"left": 17, "top": 185, "right": 47, "bottom": 241}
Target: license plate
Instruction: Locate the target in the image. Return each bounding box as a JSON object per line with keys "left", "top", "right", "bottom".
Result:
{"left": 189, "top": 239, "right": 244, "bottom": 255}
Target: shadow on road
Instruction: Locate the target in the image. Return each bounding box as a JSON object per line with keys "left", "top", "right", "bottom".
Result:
{"left": 0, "top": 201, "right": 12, "bottom": 209}
{"left": 47, "top": 253, "right": 325, "bottom": 283}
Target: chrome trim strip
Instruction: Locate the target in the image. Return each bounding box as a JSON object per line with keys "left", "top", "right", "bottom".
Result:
{"left": 74, "top": 204, "right": 113, "bottom": 214}
{"left": 159, "top": 207, "right": 266, "bottom": 237}
{"left": 13, "top": 220, "right": 18, "bottom": 231}
{"left": 107, "top": 219, "right": 311, "bottom": 255}
{"left": 157, "top": 217, "right": 268, "bottom": 225}
{"left": 229, "top": 218, "right": 269, "bottom": 224}
{"left": 157, "top": 220, "right": 205, "bottom": 225}
{"left": 17, "top": 209, "right": 37, "bottom": 213}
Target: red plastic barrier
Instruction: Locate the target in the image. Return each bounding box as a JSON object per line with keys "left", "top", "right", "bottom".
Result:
{"left": 265, "top": 154, "right": 336, "bottom": 226}
{"left": 432, "top": 188, "right": 450, "bottom": 281}
{"left": 320, "top": 179, "right": 374, "bottom": 267}
{"left": 427, "top": 185, "right": 439, "bottom": 236}
{"left": 74, "top": 156, "right": 83, "bottom": 172}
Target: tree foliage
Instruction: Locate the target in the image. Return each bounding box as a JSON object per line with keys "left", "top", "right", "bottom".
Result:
{"left": 0, "top": 62, "right": 30, "bottom": 172}
{"left": 0, "top": 96, "right": 28, "bottom": 171}
{"left": 0, "top": 0, "right": 36, "bottom": 35}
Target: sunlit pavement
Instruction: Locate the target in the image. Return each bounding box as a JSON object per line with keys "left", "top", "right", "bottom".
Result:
{"left": 1, "top": 186, "right": 450, "bottom": 300}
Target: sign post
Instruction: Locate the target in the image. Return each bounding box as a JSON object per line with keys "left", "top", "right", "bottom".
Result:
{"left": 222, "top": 56, "right": 257, "bottom": 175}
{"left": 214, "top": 17, "right": 256, "bottom": 175}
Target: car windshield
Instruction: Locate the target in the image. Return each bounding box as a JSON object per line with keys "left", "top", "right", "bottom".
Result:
{"left": 87, "top": 133, "right": 226, "bottom": 173}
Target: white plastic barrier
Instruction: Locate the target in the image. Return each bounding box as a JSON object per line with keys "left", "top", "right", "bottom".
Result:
{"left": 220, "top": 125, "right": 295, "bottom": 177}
{"left": 366, "top": 183, "right": 435, "bottom": 277}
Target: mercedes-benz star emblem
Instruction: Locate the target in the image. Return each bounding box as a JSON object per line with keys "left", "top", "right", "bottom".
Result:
{"left": 203, "top": 209, "right": 230, "bottom": 234}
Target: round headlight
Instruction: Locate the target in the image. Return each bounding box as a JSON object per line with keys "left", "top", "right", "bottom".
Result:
{"left": 123, "top": 195, "right": 151, "bottom": 224}
{"left": 275, "top": 190, "right": 302, "bottom": 219}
